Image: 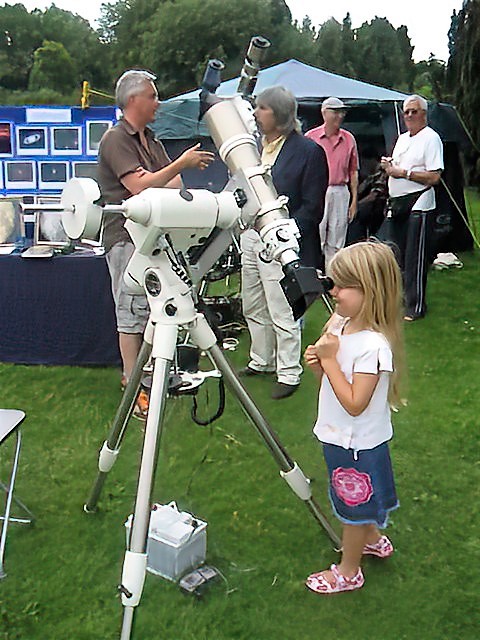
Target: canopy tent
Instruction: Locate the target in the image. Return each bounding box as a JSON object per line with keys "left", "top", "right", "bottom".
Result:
{"left": 155, "top": 59, "right": 407, "bottom": 141}
{"left": 153, "top": 59, "right": 473, "bottom": 252}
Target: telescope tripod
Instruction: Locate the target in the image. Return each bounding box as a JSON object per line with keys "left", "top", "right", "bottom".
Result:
{"left": 84, "top": 252, "right": 339, "bottom": 639}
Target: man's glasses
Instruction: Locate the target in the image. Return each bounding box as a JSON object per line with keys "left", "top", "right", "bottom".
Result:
{"left": 403, "top": 109, "right": 419, "bottom": 115}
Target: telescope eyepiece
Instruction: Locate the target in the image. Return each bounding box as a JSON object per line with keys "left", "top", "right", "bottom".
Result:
{"left": 201, "top": 58, "right": 225, "bottom": 94}
{"left": 246, "top": 36, "right": 271, "bottom": 65}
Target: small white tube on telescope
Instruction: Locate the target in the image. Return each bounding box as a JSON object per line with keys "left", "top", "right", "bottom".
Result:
{"left": 280, "top": 463, "right": 312, "bottom": 501}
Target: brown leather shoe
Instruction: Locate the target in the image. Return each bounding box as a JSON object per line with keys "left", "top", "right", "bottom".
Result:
{"left": 271, "top": 382, "right": 299, "bottom": 400}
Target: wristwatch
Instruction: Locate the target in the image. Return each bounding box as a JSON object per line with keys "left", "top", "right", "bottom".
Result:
{"left": 406, "top": 169, "right": 412, "bottom": 180}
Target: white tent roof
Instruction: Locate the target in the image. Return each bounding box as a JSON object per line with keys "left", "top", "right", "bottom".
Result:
{"left": 169, "top": 58, "right": 408, "bottom": 102}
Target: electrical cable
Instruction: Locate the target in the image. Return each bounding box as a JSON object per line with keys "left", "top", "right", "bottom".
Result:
{"left": 191, "top": 377, "right": 225, "bottom": 426}
{"left": 440, "top": 177, "right": 480, "bottom": 248}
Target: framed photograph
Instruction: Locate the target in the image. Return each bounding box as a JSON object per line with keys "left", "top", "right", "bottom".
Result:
{"left": 34, "top": 210, "right": 70, "bottom": 246}
{"left": 36, "top": 195, "right": 62, "bottom": 205}
{"left": 16, "top": 127, "right": 48, "bottom": 155}
{"left": 51, "top": 127, "right": 81, "bottom": 155}
{"left": 5, "top": 161, "right": 36, "bottom": 190}
{"left": 86, "top": 121, "right": 111, "bottom": 154}
{"left": 38, "top": 161, "right": 69, "bottom": 190}
{"left": 0, "top": 123, "right": 13, "bottom": 155}
{"left": 72, "top": 162, "right": 98, "bottom": 180}
{"left": 0, "top": 198, "right": 25, "bottom": 246}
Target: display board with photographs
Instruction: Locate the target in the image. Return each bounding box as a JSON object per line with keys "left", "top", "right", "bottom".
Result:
{"left": 0, "top": 106, "right": 117, "bottom": 197}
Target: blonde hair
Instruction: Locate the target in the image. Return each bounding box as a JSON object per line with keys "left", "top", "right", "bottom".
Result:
{"left": 327, "top": 241, "right": 406, "bottom": 405}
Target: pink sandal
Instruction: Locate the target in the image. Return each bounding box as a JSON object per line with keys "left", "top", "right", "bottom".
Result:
{"left": 363, "top": 535, "right": 394, "bottom": 558}
{"left": 306, "top": 564, "right": 364, "bottom": 594}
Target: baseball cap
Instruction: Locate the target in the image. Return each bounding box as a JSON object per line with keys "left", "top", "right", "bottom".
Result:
{"left": 322, "top": 96, "right": 347, "bottom": 110}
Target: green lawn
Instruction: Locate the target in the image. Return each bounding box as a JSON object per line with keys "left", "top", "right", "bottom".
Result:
{"left": 0, "top": 196, "right": 479, "bottom": 640}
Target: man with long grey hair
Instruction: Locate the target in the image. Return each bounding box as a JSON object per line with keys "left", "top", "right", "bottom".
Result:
{"left": 239, "top": 85, "right": 328, "bottom": 399}
{"left": 381, "top": 94, "right": 443, "bottom": 321}
{"left": 97, "top": 69, "right": 214, "bottom": 417}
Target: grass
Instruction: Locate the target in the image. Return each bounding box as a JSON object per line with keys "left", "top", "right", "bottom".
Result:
{"left": 1, "top": 194, "right": 479, "bottom": 640}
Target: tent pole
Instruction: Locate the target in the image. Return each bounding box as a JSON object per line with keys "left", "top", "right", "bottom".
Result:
{"left": 394, "top": 101, "right": 401, "bottom": 136}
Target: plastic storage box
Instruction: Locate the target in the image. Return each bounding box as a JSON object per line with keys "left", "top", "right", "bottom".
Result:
{"left": 125, "top": 502, "right": 207, "bottom": 581}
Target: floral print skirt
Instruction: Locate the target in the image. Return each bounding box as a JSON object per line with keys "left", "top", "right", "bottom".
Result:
{"left": 322, "top": 441, "right": 399, "bottom": 528}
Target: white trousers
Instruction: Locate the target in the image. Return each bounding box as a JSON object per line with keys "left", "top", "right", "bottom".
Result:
{"left": 240, "top": 229, "right": 302, "bottom": 385}
{"left": 320, "top": 185, "right": 350, "bottom": 267}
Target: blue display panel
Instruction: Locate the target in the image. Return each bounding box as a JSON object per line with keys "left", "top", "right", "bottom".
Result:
{"left": 0, "top": 106, "right": 117, "bottom": 196}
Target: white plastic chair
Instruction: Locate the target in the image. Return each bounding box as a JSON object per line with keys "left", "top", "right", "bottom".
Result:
{"left": 0, "top": 409, "right": 35, "bottom": 578}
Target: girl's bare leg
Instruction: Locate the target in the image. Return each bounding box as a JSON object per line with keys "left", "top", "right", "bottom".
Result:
{"left": 337, "top": 524, "right": 369, "bottom": 577}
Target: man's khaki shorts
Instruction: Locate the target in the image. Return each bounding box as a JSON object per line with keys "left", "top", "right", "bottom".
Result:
{"left": 106, "top": 241, "right": 149, "bottom": 334}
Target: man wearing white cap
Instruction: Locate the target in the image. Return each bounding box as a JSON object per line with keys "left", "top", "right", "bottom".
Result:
{"left": 306, "top": 97, "right": 359, "bottom": 266}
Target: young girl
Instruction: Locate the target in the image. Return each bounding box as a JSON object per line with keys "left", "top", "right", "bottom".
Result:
{"left": 304, "top": 241, "right": 405, "bottom": 594}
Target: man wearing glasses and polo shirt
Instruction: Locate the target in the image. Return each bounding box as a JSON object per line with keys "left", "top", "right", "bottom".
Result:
{"left": 305, "top": 96, "right": 359, "bottom": 268}
{"left": 381, "top": 94, "right": 443, "bottom": 321}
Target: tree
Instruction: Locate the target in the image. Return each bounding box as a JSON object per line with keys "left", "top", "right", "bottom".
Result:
{"left": 396, "top": 25, "right": 415, "bottom": 91}
{"left": 40, "top": 6, "right": 111, "bottom": 89}
{"left": 340, "top": 13, "right": 356, "bottom": 77}
{"left": 355, "top": 17, "right": 406, "bottom": 90}
{"left": 314, "top": 18, "right": 343, "bottom": 74}
{"left": 105, "top": 0, "right": 301, "bottom": 96}
{"left": 28, "top": 40, "right": 76, "bottom": 92}
{"left": 97, "top": 0, "right": 131, "bottom": 44}
{"left": 0, "top": 3, "right": 43, "bottom": 89}
{"left": 412, "top": 56, "right": 446, "bottom": 101}
{"left": 0, "top": 3, "right": 112, "bottom": 96}
{"left": 446, "top": 1, "right": 480, "bottom": 179}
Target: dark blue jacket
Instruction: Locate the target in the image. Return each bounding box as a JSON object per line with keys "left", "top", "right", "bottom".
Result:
{"left": 270, "top": 131, "right": 328, "bottom": 268}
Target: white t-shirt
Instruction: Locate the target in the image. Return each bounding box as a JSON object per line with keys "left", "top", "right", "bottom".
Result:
{"left": 313, "top": 316, "right": 394, "bottom": 452}
{"left": 388, "top": 126, "right": 444, "bottom": 211}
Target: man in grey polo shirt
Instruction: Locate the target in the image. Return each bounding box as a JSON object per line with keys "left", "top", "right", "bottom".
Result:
{"left": 97, "top": 69, "right": 213, "bottom": 417}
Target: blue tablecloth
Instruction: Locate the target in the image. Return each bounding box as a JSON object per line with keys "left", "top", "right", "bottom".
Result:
{"left": 0, "top": 251, "right": 120, "bottom": 366}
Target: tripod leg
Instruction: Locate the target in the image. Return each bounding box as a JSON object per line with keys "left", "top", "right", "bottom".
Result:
{"left": 84, "top": 336, "right": 152, "bottom": 513}
{"left": 189, "top": 315, "right": 340, "bottom": 547}
{"left": 119, "top": 324, "right": 177, "bottom": 640}
{"left": 0, "top": 431, "right": 34, "bottom": 579}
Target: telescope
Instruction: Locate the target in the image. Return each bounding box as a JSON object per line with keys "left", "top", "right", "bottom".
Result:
{"left": 61, "top": 36, "right": 338, "bottom": 640}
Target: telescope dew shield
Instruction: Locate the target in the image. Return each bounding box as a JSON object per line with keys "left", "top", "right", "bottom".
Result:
{"left": 237, "top": 36, "right": 271, "bottom": 98}
{"left": 203, "top": 97, "right": 288, "bottom": 226}
{"left": 203, "top": 97, "right": 259, "bottom": 176}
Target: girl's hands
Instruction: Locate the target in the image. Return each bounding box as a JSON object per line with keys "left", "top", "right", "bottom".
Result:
{"left": 314, "top": 333, "right": 339, "bottom": 360}
{"left": 304, "top": 344, "right": 323, "bottom": 377}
